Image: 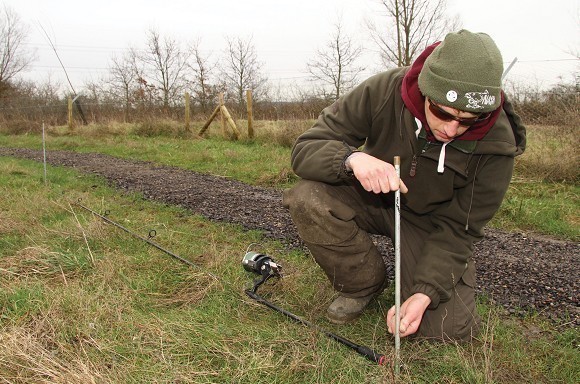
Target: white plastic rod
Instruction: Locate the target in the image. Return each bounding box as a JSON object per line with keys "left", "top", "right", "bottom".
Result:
{"left": 42, "top": 122, "right": 47, "bottom": 185}
{"left": 394, "top": 156, "right": 401, "bottom": 374}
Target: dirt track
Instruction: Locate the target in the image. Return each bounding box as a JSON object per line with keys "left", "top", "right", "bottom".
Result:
{"left": 1, "top": 147, "right": 578, "bottom": 327}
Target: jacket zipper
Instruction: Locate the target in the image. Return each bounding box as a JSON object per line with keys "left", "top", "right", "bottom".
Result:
{"left": 410, "top": 155, "right": 417, "bottom": 177}
{"left": 409, "top": 141, "right": 432, "bottom": 177}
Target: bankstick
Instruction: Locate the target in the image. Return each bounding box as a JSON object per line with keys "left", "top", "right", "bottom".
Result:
{"left": 394, "top": 156, "right": 401, "bottom": 374}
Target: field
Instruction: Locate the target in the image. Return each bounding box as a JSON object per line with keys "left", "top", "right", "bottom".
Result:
{"left": 0, "top": 120, "right": 578, "bottom": 383}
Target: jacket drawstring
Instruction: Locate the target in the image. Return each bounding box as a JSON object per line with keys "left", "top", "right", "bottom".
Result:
{"left": 465, "top": 155, "right": 483, "bottom": 231}
{"left": 399, "top": 104, "right": 406, "bottom": 140}
{"left": 414, "top": 118, "right": 422, "bottom": 139}
{"left": 437, "top": 141, "right": 452, "bottom": 173}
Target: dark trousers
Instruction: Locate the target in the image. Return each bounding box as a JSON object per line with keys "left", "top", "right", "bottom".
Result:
{"left": 283, "top": 180, "right": 480, "bottom": 341}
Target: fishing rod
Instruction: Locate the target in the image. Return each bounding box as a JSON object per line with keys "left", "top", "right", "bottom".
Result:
{"left": 74, "top": 200, "right": 218, "bottom": 280}
{"left": 74, "top": 200, "right": 387, "bottom": 365}
{"left": 242, "top": 252, "right": 386, "bottom": 365}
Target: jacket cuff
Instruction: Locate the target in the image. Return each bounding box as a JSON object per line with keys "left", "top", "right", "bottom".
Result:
{"left": 411, "top": 284, "right": 441, "bottom": 309}
{"left": 339, "top": 142, "right": 359, "bottom": 179}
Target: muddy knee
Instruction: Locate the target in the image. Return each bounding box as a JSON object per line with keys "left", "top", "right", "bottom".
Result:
{"left": 283, "top": 180, "right": 357, "bottom": 245}
{"left": 283, "top": 180, "right": 387, "bottom": 297}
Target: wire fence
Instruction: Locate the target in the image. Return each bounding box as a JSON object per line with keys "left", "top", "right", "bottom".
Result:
{"left": 0, "top": 87, "right": 578, "bottom": 132}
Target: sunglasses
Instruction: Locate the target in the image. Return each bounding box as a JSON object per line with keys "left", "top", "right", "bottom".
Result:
{"left": 428, "top": 99, "right": 490, "bottom": 127}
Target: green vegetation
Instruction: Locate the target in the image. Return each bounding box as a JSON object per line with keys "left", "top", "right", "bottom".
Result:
{"left": 0, "top": 157, "right": 577, "bottom": 383}
{"left": 0, "top": 120, "right": 577, "bottom": 240}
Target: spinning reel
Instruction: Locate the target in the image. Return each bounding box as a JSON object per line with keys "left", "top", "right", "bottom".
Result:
{"left": 242, "top": 251, "right": 282, "bottom": 293}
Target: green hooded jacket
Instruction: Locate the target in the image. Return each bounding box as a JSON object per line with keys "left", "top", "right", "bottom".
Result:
{"left": 290, "top": 67, "right": 526, "bottom": 307}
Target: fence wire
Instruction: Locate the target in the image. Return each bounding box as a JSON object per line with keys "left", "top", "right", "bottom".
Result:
{"left": 0, "top": 88, "right": 578, "bottom": 129}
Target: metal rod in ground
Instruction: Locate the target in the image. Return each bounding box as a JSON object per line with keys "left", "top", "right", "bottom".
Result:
{"left": 245, "top": 289, "right": 386, "bottom": 365}
{"left": 42, "top": 122, "right": 47, "bottom": 185}
{"left": 394, "top": 156, "right": 401, "bottom": 374}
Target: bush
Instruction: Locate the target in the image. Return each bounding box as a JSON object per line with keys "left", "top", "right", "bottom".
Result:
{"left": 132, "top": 119, "right": 190, "bottom": 138}
{"left": 0, "top": 119, "right": 39, "bottom": 135}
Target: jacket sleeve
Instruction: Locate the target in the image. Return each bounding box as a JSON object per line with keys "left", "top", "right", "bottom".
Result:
{"left": 290, "top": 73, "right": 391, "bottom": 183}
{"left": 410, "top": 153, "right": 515, "bottom": 308}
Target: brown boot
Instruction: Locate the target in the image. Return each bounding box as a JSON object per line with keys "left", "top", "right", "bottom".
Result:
{"left": 326, "top": 294, "right": 375, "bottom": 324}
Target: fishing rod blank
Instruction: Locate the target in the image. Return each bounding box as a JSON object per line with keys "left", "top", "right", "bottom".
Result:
{"left": 245, "top": 289, "right": 386, "bottom": 365}
{"left": 74, "top": 200, "right": 218, "bottom": 280}
{"left": 242, "top": 251, "right": 386, "bottom": 365}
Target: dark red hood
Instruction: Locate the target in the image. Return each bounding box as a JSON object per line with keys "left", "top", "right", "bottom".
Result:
{"left": 401, "top": 42, "right": 504, "bottom": 142}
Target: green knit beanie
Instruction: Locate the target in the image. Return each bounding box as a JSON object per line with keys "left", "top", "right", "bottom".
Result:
{"left": 418, "top": 29, "right": 503, "bottom": 113}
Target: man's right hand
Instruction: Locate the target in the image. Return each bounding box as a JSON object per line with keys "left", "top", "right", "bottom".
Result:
{"left": 346, "top": 152, "right": 408, "bottom": 194}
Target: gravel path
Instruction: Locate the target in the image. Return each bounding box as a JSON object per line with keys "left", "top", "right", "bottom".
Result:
{"left": 1, "top": 147, "right": 578, "bottom": 327}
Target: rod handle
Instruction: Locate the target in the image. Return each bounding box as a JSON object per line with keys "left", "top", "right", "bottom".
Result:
{"left": 355, "top": 345, "right": 388, "bottom": 365}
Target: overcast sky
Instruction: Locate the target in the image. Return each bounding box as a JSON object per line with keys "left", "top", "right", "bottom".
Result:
{"left": 4, "top": 0, "right": 579, "bottom": 93}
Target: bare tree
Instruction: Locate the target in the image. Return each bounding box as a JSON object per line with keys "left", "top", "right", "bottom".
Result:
{"left": 220, "top": 36, "right": 268, "bottom": 108}
{"left": 189, "top": 40, "right": 217, "bottom": 113}
{"left": 307, "top": 18, "right": 365, "bottom": 100}
{"left": 0, "top": 5, "right": 36, "bottom": 97}
{"left": 136, "top": 28, "right": 192, "bottom": 109}
{"left": 108, "top": 51, "right": 139, "bottom": 121}
{"left": 367, "top": 0, "right": 460, "bottom": 67}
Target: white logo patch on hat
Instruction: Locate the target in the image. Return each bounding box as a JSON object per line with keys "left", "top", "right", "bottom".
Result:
{"left": 465, "top": 90, "right": 495, "bottom": 109}
{"left": 446, "top": 90, "right": 458, "bottom": 102}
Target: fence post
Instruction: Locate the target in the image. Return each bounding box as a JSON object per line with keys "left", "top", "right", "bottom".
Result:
{"left": 185, "top": 92, "right": 191, "bottom": 131}
{"left": 67, "top": 97, "right": 73, "bottom": 129}
{"left": 219, "top": 105, "right": 240, "bottom": 140}
{"left": 247, "top": 90, "right": 254, "bottom": 138}
{"left": 199, "top": 105, "right": 221, "bottom": 136}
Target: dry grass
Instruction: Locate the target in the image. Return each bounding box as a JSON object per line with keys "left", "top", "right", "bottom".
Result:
{"left": 234, "top": 119, "right": 312, "bottom": 148}
{"left": 132, "top": 119, "right": 191, "bottom": 138}
{"left": 0, "top": 211, "right": 28, "bottom": 236}
{"left": 0, "top": 324, "right": 109, "bottom": 383}
{"left": 516, "top": 124, "right": 579, "bottom": 183}
{"left": 0, "top": 247, "right": 66, "bottom": 280}
{"left": 256, "top": 167, "right": 299, "bottom": 186}
{"left": 151, "top": 271, "right": 220, "bottom": 308}
{"left": 0, "top": 119, "right": 40, "bottom": 135}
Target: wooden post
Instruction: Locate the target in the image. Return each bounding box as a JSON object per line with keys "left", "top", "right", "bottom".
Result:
{"left": 184, "top": 92, "right": 191, "bottom": 131}
{"left": 67, "top": 96, "right": 73, "bottom": 129}
{"left": 219, "top": 93, "right": 226, "bottom": 136}
{"left": 199, "top": 105, "right": 221, "bottom": 136}
{"left": 220, "top": 105, "right": 241, "bottom": 140}
{"left": 246, "top": 90, "right": 254, "bottom": 138}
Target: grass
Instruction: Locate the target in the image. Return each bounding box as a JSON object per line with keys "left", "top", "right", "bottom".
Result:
{"left": 0, "top": 121, "right": 302, "bottom": 188}
{"left": 0, "top": 156, "right": 578, "bottom": 383}
{"left": 0, "top": 120, "right": 577, "bottom": 240}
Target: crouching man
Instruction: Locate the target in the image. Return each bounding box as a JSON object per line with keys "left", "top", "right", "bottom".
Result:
{"left": 283, "top": 30, "right": 526, "bottom": 341}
